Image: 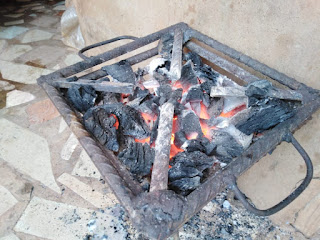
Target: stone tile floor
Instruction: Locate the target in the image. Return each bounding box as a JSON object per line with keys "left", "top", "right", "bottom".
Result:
{"left": 0, "top": 1, "right": 319, "bottom": 239}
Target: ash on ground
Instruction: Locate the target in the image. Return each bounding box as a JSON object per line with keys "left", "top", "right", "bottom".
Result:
{"left": 85, "top": 190, "right": 299, "bottom": 240}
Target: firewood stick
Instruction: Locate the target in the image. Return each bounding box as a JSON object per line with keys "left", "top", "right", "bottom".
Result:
{"left": 51, "top": 79, "right": 134, "bottom": 94}
{"left": 170, "top": 28, "right": 183, "bottom": 81}
{"left": 150, "top": 102, "right": 175, "bottom": 192}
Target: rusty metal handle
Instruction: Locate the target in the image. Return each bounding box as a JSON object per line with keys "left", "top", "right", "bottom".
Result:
{"left": 228, "top": 132, "right": 313, "bottom": 216}
{"left": 78, "top": 35, "right": 138, "bottom": 60}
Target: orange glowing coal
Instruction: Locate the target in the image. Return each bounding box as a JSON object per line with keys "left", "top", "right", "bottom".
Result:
{"left": 141, "top": 112, "right": 156, "bottom": 123}
{"left": 135, "top": 136, "right": 150, "bottom": 144}
{"left": 110, "top": 114, "right": 119, "bottom": 129}
{"left": 199, "top": 120, "right": 215, "bottom": 139}
{"left": 186, "top": 132, "right": 198, "bottom": 140}
{"left": 219, "top": 104, "right": 246, "bottom": 118}
{"left": 170, "top": 133, "right": 184, "bottom": 158}
{"left": 199, "top": 102, "right": 210, "bottom": 119}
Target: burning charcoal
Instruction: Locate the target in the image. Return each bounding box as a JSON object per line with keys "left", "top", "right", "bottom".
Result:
{"left": 186, "top": 85, "right": 203, "bottom": 103}
{"left": 168, "top": 151, "right": 214, "bottom": 194}
{"left": 150, "top": 115, "right": 159, "bottom": 145}
{"left": 211, "top": 130, "right": 243, "bottom": 163}
{"left": 199, "top": 137, "right": 217, "bottom": 156}
{"left": 84, "top": 108, "right": 119, "bottom": 152}
{"left": 66, "top": 76, "right": 78, "bottom": 82}
{"left": 158, "top": 33, "right": 174, "bottom": 59}
{"left": 236, "top": 99, "right": 295, "bottom": 135}
{"left": 153, "top": 71, "right": 171, "bottom": 85}
{"left": 102, "top": 92, "right": 119, "bottom": 104}
{"left": 223, "top": 97, "right": 247, "bottom": 113}
{"left": 207, "top": 97, "right": 224, "bottom": 118}
{"left": 221, "top": 125, "right": 253, "bottom": 149}
{"left": 179, "top": 60, "right": 198, "bottom": 90}
{"left": 245, "top": 80, "right": 272, "bottom": 99}
{"left": 118, "top": 142, "right": 155, "bottom": 176}
{"left": 156, "top": 84, "right": 172, "bottom": 105}
{"left": 101, "top": 60, "right": 135, "bottom": 84}
{"left": 181, "top": 139, "right": 206, "bottom": 152}
{"left": 184, "top": 52, "right": 202, "bottom": 71}
{"left": 85, "top": 103, "right": 150, "bottom": 139}
{"left": 201, "top": 80, "right": 216, "bottom": 95}
{"left": 174, "top": 131, "right": 187, "bottom": 148}
{"left": 197, "top": 64, "right": 219, "bottom": 83}
{"left": 67, "top": 85, "right": 97, "bottom": 112}
{"left": 178, "top": 110, "right": 203, "bottom": 137}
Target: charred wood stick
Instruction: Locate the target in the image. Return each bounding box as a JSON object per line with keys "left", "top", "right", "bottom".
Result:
{"left": 51, "top": 79, "right": 134, "bottom": 94}
{"left": 170, "top": 28, "right": 184, "bottom": 81}
{"left": 150, "top": 102, "right": 175, "bottom": 192}
{"left": 210, "top": 86, "right": 246, "bottom": 98}
{"left": 210, "top": 86, "right": 303, "bottom": 101}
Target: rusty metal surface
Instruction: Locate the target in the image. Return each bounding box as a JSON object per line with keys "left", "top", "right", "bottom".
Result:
{"left": 38, "top": 23, "right": 320, "bottom": 240}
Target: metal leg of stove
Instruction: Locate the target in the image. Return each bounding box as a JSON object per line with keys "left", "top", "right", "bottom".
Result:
{"left": 227, "top": 132, "right": 313, "bottom": 216}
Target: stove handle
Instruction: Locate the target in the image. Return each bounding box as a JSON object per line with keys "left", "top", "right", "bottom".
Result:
{"left": 228, "top": 132, "right": 313, "bottom": 216}
{"left": 78, "top": 36, "right": 138, "bottom": 60}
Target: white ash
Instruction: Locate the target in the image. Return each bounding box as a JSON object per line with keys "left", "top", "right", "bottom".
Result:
{"left": 147, "top": 57, "right": 166, "bottom": 75}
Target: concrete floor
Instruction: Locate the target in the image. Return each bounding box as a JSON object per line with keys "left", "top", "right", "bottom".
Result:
{"left": 0, "top": 1, "right": 319, "bottom": 239}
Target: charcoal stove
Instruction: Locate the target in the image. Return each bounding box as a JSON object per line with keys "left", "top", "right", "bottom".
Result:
{"left": 38, "top": 23, "right": 320, "bottom": 239}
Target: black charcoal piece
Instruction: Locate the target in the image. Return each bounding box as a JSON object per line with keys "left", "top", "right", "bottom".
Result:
{"left": 168, "top": 151, "right": 214, "bottom": 194}
{"left": 174, "top": 131, "right": 187, "bottom": 148}
{"left": 66, "top": 76, "right": 78, "bottom": 82}
{"left": 184, "top": 52, "right": 202, "bottom": 71}
{"left": 118, "top": 142, "right": 155, "bottom": 176}
{"left": 197, "top": 64, "right": 219, "bottom": 83}
{"left": 211, "top": 130, "right": 243, "bottom": 163}
{"left": 200, "top": 80, "right": 216, "bottom": 95}
{"left": 84, "top": 108, "right": 119, "bottom": 152}
{"left": 186, "top": 85, "right": 203, "bottom": 103}
{"left": 156, "top": 84, "right": 172, "bottom": 105}
{"left": 179, "top": 60, "right": 198, "bottom": 89}
{"left": 153, "top": 71, "right": 171, "bottom": 86}
{"left": 67, "top": 85, "right": 97, "bottom": 113}
{"left": 84, "top": 103, "right": 150, "bottom": 139}
{"left": 236, "top": 99, "right": 295, "bottom": 135}
{"left": 207, "top": 97, "right": 224, "bottom": 118}
{"left": 102, "top": 92, "right": 119, "bottom": 104}
{"left": 158, "top": 33, "right": 174, "bottom": 59}
{"left": 181, "top": 139, "right": 206, "bottom": 153}
{"left": 150, "top": 115, "right": 159, "bottom": 145}
{"left": 245, "top": 80, "right": 272, "bottom": 99}
{"left": 101, "top": 60, "right": 135, "bottom": 84}
{"left": 177, "top": 110, "right": 203, "bottom": 136}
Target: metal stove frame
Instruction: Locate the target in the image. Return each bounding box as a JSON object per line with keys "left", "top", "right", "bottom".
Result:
{"left": 38, "top": 23, "right": 320, "bottom": 239}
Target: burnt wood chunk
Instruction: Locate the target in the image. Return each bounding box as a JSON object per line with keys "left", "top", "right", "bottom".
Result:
{"left": 102, "top": 60, "right": 136, "bottom": 84}
{"left": 236, "top": 99, "right": 295, "bottom": 135}
{"left": 207, "top": 97, "right": 224, "bottom": 118}
{"left": 67, "top": 85, "right": 97, "bottom": 112}
{"left": 210, "top": 86, "right": 246, "bottom": 98}
{"left": 186, "top": 85, "right": 203, "bottom": 103}
{"left": 168, "top": 151, "right": 214, "bottom": 194}
{"left": 150, "top": 102, "right": 175, "bottom": 192}
{"left": 84, "top": 103, "right": 150, "bottom": 140}
{"left": 246, "top": 80, "right": 303, "bottom": 101}
{"left": 211, "top": 130, "right": 243, "bottom": 163}
{"left": 54, "top": 79, "right": 134, "bottom": 94}
{"left": 118, "top": 142, "right": 155, "bottom": 176}
{"left": 179, "top": 60, "right": 198, "bottom": 89}
{"left": 84, "top": 108, "right": 119, "bottom": 152}
{"left": 178, "top": 110, "right": 203, "bottom": 137}
{"left": 158, "top": 32, "right": 174, "bottom": 59}
{"left": 170, "top": 28, "right": 183, "bottom": 81}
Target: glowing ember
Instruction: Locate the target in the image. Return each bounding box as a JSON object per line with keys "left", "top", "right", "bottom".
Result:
{"left": 220, "top": 104, "right": 246, "bottom": 118}
{"left": 135, "top": 136, "right": 150, "bottom": 144}
{"left": 186, "top": 132, "right": 198, "bottom": 140}
{"left": 173, "top": 80, "right": 189, "bottom": 94}
{"left": 141, "top": 112, "right": 156, "bottom": 123}
{"left": 199, "top": 102, "right": 210, "bottom": 119}
{"left": 170, "top": 133, "right": 184, "bottom": 158}
{"left": 110, "top": 114, "right": 119, "bottom": 129}
{"left": 199, "top": 120, "right": 214, "bottom": 139}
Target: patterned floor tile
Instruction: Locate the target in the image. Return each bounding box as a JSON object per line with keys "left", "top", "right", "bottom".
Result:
{"left": 14, "top": 197, "right": 126, "bottom": 240}
{"left": 0, "top": 44, "right": 32, "bottom": 61}
{"left": 0, "top": 118, "right": 60, "bottom": 193}
{"left": 0, "top": 186, "right": 18, "bottom": 217}
{"left": 57, "top": 173, "right": 117, "bottom": 208}
{"left": 6, "top": 90, "right": 35, "bottom": 108}
{"left": 60, "top": 133, "right": 79, "bottom": 161}
{"left": 0, "top": 233, "right": 20, "bottom": 240}
{"left": 72, "top": 150, "right": 101, "bottom": 179}
{"left": 26, "top": 99, "right": 60, "bottom": 124}
{"left": 0, "top": 26, "right": 28, "bottom": 39}
{"left": 0, "top": 60, "right": 52, "bottom": 84}
{"left": 21, "top": 29, "right": 53, "bottom": 43}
